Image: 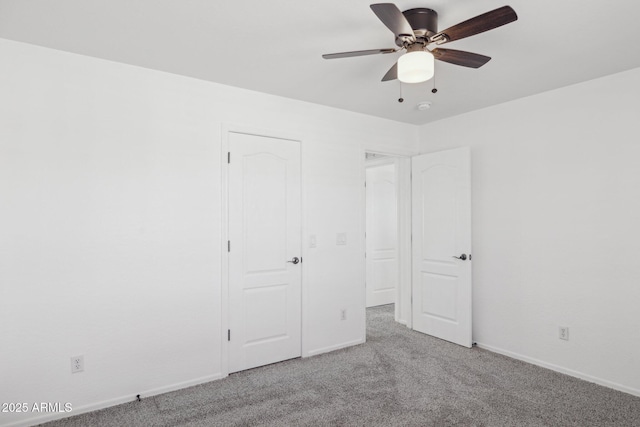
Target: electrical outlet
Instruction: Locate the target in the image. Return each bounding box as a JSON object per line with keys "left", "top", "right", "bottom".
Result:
{"left": 559, "top": 326, "right": 569, "bottom": 341}
{"left": 70, "top": 355, "right": 84, "bottom": 373}
{"left": 341, "top": 309, "right": 347, "bottom": 321}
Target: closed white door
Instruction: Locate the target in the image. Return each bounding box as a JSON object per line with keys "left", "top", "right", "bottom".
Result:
{"left": 411, "top": 147, "right": 472, "bottom": 347}
{"left": 366, "top": 163, "right": 397, "bottom": 307}
{"left": 227, "top": 132, "right": 302, "bottom": 373}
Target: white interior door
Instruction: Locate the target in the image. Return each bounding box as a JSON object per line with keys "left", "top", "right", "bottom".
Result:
{"left": 227, "top": 132, "right": 301, "bottom": 373}
{"left": 366, "top": 163, "right": 397, "bottom": 307}
{"left": 411, "top": 147, "right": 472, "bottom": 347}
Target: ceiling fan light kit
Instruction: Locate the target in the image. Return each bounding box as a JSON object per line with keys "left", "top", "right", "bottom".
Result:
{"left": 322, "top": 3, "right": 518, "bottom": 90}
{"left": 397, "top": 48, "right": 434, "bottom": 83}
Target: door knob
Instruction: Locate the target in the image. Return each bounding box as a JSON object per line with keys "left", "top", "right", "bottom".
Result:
{"left": 452, "top": 254, "right": 467, "bottom": 261}
{"left": 287, "top": 257, "right": 300, "bottom": 265}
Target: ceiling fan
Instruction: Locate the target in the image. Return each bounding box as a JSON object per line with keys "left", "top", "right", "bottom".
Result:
{"left": 322, "top": 3, "right": 518, "bottom": 84}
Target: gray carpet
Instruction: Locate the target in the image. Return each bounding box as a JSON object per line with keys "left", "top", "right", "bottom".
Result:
{"left": 42, "top": 305, "right": 640, "bottom": 426}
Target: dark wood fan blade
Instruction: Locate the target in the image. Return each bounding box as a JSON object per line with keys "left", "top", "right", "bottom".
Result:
{"left": 370, "top": 3, "right": 416, "bottom": 41}
{"left": 431, "top": 6, "right": 517, "bottom": 44}
{"left": 381, "top": 62, "right": 398, "bottom": 81}
{"left": 432, "top": 48, "right": 491, "bottom": 68}
{"left": 322, "top": 48, "right": 396, "bottom": 60}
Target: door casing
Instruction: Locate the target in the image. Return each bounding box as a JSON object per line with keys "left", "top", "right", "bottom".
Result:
{"left": 221, "top": 125, "right": 304, "bottom": 376}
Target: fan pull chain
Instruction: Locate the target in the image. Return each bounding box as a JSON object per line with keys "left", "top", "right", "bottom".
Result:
{"left": 398, "top": 82, "right": 404, "bottom": 103}
{"left": 432, "top": 72, "right": 438, "bottom": 94}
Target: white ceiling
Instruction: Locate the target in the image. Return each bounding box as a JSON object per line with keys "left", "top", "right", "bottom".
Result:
{"left": 1, "top": 0, "right": 640, "bottom": 125}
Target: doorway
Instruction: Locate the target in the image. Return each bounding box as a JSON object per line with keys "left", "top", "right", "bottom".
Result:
{"left": 363, "top": 147, "right": 472, "bottom": 347}
{"left": 364, "top": 152, "right": 412, "bottom": 326}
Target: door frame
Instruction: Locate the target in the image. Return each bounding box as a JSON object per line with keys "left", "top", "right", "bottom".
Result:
{"left": 221, "top": 124, "right": 304, "bottom": 377}
{"left": 363, "top": 151, "right": 413, "bottom": 328}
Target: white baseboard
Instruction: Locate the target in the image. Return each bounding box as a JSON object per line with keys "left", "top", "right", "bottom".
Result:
{"left": 2, "top": 373, "right": 225, "bottom": 427}
{"left": 304, "top": 338, "right": 365, "bottom": 358}
{"left": 475, "top": 342, "right": 640, "bottom": 398}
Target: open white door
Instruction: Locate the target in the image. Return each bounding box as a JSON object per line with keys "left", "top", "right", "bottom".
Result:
{"left": 411, "top": 147, "right": 472, "bottom": 348}
{"left": 366, "top": 163, "right": 397, "bottom": 307}
{"left": 227, "top": 132, "right": 302, "bottom": 373}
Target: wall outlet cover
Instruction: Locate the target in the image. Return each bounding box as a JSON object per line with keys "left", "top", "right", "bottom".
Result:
{"left": 71, "top": 355, "right": 84, "bottom": 373}
{"left": 559, "top": 326, "right": 569, "bottom": 341}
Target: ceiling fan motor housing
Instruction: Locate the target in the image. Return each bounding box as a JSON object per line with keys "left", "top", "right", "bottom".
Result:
{"left": 321, "top": 4, "right": 518, "bottom": 81}
{"left": 402, "top": 8, "right": 438, "bottom": 44}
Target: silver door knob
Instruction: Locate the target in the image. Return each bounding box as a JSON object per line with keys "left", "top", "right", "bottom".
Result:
{"left": 287, "top": 257, "right": 300, "bottom": 265}
{"left": 452, "top": 254, "right": 467, "bottom": 261}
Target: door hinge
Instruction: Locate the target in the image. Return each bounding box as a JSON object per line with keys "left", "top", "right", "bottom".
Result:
{"left": 227, "top": 152, "right": 230, "bottom": 164}
{"left": 228, "top": 329, "right": 231, "bottom": 341}
{"left": 228, "top": 240, "right": 230, "bottom": 252}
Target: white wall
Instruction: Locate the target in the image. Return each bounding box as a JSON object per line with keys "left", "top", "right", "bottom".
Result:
{"left": 0, "top": 39, "right": 417, "bottom": 426}
{"left": 418, "top": 67, "right": 640, "bottom": 396}
{"left": 6, "top": 34, "right": 637, "bottom": 426}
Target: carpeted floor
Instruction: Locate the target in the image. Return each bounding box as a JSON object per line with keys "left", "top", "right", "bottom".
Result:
{"left": 42, "top": 305, "right": 640, "bottom": 426}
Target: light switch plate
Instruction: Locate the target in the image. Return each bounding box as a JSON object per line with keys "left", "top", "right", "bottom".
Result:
{"left": 309, "top": 235, "right": 317, "bottom": 248}
{"left": 336, "top": 233, "right": 347, "bottom": 245}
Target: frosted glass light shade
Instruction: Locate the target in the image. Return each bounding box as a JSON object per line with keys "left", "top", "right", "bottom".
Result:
{"left": 397, "top": 51, "right": 434, "bottom": 83}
